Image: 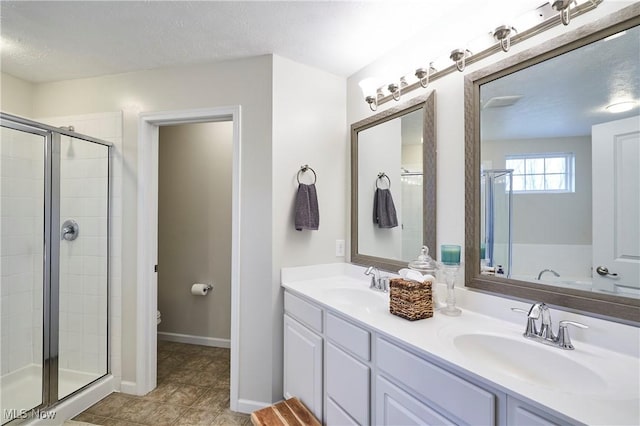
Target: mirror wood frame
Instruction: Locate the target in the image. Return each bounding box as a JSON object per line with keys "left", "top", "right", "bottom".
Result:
{"left": 464, "top": 5, "right": 640, "bottom": 323}
{"left": 351, "top": 91, "right": 436, "bottom": 272}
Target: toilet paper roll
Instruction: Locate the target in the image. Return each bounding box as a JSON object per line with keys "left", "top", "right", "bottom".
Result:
{"left": 191, "top": 283, "right": 210, "bottom": 296}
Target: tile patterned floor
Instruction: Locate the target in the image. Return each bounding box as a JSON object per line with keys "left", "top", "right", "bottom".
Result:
{"left": 73, "top": 341, "right": 251, "bottom": 425}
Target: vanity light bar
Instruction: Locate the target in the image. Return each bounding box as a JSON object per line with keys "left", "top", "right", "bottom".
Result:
{"left": 367, "top": 0, "right": 602, "bottom": 108}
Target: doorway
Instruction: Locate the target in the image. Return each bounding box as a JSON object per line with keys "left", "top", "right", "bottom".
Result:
{"left": 136, "top": 107, "right": 241, "bottom": 410}
{"left": 157, "top": 122, "right": 233, "bottom": 348}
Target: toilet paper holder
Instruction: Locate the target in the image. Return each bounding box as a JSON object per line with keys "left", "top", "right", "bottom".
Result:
{"left": 191, "top": 283, "right": 214, "bottom": 296}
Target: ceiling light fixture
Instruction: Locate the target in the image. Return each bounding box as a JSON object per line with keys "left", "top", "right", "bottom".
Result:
{"left": 415, "top": 62, "right": 437, "bottom": 89}
{"left": 450, "top": 49, "right": 472, "bottom": 72}
{"left": 359, "top": 77, "right": 382, "bottom": 111}
{"left": 606, "top": 101, "right": 636, "bottom": 113}
{"left": 359, "top": 0, "right": 602, "bottom": 112}
{"left": 552, "top": 0, "right": 576, "bottom": 26}
{"left": 493, "top": 25, "right": 517, "bottom": 52}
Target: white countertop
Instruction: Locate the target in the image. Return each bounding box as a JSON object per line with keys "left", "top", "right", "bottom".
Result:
{"left": 281, "top": 263, "right": 640, "bottom": 426}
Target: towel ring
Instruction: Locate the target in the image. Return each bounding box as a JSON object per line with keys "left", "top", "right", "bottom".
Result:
{"left": 297, "top": 165, "right": 317, "bottom": 184}
{"left": 376, "top": 172, "right": 391, "bottom": 189}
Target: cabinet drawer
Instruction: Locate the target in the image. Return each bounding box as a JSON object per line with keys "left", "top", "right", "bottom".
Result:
{"left": 326, "top": 342, "right": 370, "bottom": 425}
{"left": 376, "top": 375, "right": 454, "bottom": 426}
{"left": 377, "top": 338, "right": 495, "bottom": 425}
{"left": 326, "top": 312, "right": 370, "bottom": 361}
{"left": 507, "top": 396, "right": 565, "bottom": 426}
{"left": 284, "top": 291, "right": 323, "bottom": 333}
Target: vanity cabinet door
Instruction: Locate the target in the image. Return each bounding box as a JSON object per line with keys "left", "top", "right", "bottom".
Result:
{"left": 283, "top": 314, "right": 323, "bottom": 421}
{"left": 326, "top": 342, "right": 370, "bottom": 425}
{"left": 376, "top": 375, "right": 454, "bottom": 426}
{"left": 506, "top": 396, "right": 567, "bottom": 426}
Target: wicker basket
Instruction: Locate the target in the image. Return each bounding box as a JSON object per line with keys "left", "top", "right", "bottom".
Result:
{"left": 389, "top": 278, "right": 433, "bottom": 321}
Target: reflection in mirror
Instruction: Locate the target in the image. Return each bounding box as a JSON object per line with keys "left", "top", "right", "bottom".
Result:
{"left": 351, "top": 91, "right": 436, "bottom": 272}
{"left": 465, "top": 6, "right": 640, "bottom": 322}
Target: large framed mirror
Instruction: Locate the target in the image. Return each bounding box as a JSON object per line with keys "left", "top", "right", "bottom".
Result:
{"left": 351, "top": 91, "right": 436, "bottom": 272}
{"left": 465, "top": 5, "right": 640, "bottom": 323}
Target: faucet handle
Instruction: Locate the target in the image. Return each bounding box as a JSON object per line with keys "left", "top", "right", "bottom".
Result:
{"left": 512, "top": 307, "right": 539, "bottom": 337}
{"left": 559, "top": 320, "right": 588, "bottom": 329}
{"left": 557, "top": 320, "right": 588, "bottom": 350}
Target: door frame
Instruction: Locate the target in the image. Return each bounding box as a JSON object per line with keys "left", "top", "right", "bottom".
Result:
{"left": 136, "top": 106, "right": 241, "bottom": 410}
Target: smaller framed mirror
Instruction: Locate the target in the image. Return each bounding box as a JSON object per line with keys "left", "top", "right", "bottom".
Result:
{"left": 351, "top": 91, "right": 436, "bottom": 272}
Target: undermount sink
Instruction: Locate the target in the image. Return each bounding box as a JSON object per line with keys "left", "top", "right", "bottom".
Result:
{"left": 452, "top": 333, "right": 607, "bottom": 395}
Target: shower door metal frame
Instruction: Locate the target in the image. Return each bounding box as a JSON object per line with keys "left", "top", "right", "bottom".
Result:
{"left": 481, "top": 169, "right": 513, "bottom": 276}
{"left": 1, "top": 112, "right": 112, "bottom": 415}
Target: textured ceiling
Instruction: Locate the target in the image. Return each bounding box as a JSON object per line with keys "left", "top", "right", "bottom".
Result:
{"left": 0, "top": 0, "right": 545, "bottom": 83}
{"left": 481, "top": 24, "right": 640, "bottom": 140}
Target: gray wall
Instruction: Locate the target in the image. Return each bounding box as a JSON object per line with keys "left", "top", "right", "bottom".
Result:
{"left": 158, "top": 122, "right": 233, "bottom": 341}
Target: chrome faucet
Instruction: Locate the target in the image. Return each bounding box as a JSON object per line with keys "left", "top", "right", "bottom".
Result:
{"left": 364, "top": 266, "right": 389, "bottom": 292}
{"left": 527, "top": 302, "right": 555, "bottom": 341}
{"left": 511, "top": 302, "right": 588, "bottom": 350}
{"left": 537, "top": 268, "right": 560, "bottom": 280}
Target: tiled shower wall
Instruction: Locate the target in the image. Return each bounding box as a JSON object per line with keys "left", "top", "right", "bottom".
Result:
{"left": 0, "top": 127, "right": 44, "bottom": 375}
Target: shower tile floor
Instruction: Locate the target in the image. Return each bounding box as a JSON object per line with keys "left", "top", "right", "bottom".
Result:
{"left": 73, "top": 341, "right": 250, "bottom": 425}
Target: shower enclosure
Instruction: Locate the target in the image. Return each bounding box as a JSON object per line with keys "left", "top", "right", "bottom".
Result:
{"left": 0, "top": 113, "right": 110, "bottom": 424}
{"left": 400, "top": 169, "right": 423, "bottom": 259}
{"left": 481, "top": 169, "right": 513, "bottom": 277}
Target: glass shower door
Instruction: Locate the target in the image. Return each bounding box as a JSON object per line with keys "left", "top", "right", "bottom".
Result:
{"left": 57, "top": 136, "right": 109, "bottom": 399}
{"left": 0, "top": 124, "right": 47, "bottom": 424}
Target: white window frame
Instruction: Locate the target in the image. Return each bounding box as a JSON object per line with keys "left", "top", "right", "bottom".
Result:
{"left": 505, "top": 152, "right": 575, "bottom": 194}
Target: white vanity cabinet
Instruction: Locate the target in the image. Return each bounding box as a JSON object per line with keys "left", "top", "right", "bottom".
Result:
{"left": 283, "top": 293, "right": 324, "bottom": 421}
{"left": 283, "top": 288, "right": 573, "bottom": 426}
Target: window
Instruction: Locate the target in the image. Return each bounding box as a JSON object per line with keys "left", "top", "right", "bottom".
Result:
{"left": 505, "top": 153, "right": 575, "bottom": 193}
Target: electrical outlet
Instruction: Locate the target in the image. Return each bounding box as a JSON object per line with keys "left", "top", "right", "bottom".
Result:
{"left": 335, "top": 239, "right": 345, "bottom": 257}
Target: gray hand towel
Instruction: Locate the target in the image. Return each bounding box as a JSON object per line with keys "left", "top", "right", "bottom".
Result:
{"left": 295, "top": 183, "right": 319, "bottom": 231}
{"left": 373, "top": 188, "right": 398, "bottom": 228}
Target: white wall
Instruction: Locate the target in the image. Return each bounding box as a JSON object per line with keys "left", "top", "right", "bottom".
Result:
{"left": 346, "top": 2, "right": 631, "bottom": 285}
{"left": 271, "top": 54, "right": 346, "bottom": 401}
{"left": 157, "top": 122, "right": 233, "bottom": 343}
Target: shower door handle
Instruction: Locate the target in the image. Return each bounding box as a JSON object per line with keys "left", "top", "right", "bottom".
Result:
{"left": 61, "top": 219, "right": 79, "bottom": 241}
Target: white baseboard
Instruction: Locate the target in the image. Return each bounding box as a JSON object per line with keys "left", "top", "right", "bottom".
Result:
{"left": 157, "top": 331, "right": 231, "bottom": 348}
{"left": 235, "top": 398, "right": 271, "bottom": 414}
{"left": 119, "top": 380, "right": 138, "bottom": 395}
